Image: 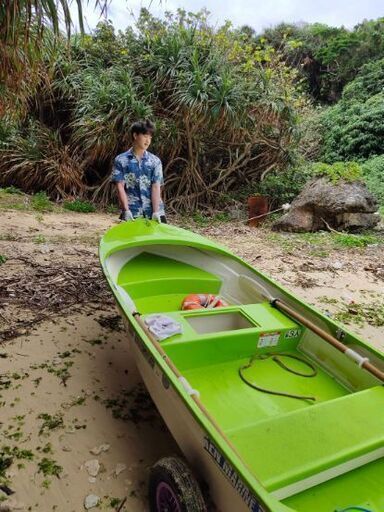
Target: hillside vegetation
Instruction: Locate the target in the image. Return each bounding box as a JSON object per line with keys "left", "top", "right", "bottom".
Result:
{"left": 0, "top": 9, "right": 383, "bottom": 212}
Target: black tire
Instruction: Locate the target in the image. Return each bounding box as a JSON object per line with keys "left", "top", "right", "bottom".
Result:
{"left": 149, "top": 456, "right": 207, "bottom": 512}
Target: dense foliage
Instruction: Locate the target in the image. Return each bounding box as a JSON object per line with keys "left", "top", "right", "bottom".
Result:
{"left": 320, "top": 59, "right": 384, "bottom": 163}
{"left": 0, "top": 0, "right": 91, "bottom": 116}
{"left": 0, "top": 10, "right": 303, "bottom": 210}
{"left": 362, "top": 156, "right": 384, "bottom": 206}
{"left": 257, "top": 18, "right": 384, "bottom": 103}
{"left": 1, "top": 8, "right": 384, "bottom": 212}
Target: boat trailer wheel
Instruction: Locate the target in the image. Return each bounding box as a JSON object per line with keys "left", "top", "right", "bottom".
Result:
{"left": 149, "top": 456, "right": 207, "bottom": 512}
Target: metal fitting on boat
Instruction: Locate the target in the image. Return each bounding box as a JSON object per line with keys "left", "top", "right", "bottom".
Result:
{"left": 344, "top": 348, "right": 370, "bottom": 368}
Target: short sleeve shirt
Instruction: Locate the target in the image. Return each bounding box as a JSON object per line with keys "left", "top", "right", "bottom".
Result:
{"left": 110, "top": 149, "right": 165, "bottom": 218}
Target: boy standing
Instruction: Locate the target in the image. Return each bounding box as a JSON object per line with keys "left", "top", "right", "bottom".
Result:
{"left": 111, "top": 119, "right": 166, "bottom": 223}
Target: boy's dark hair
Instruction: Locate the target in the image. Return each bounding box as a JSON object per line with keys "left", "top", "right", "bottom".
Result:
{"left": 130, "top": 119, "right": 155, "bottom": 137}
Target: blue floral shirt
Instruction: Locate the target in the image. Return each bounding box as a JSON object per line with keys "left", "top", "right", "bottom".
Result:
{"left": 111, "top": 149, "right": 165, "bottom": 218}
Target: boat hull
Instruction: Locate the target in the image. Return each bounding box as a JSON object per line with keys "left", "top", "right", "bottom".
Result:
{"left": 99, "top": 220, "right": 384, "bottom": 512}
{"left": 124, "top": 312, "right": 272, "bottom": 512}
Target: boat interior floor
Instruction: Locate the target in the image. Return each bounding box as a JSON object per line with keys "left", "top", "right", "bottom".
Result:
{"left": 181, "top": 354, "right": 384, "bottom": 489}
{"left": 182, "top": 352, "right": 349, "bottom": 431}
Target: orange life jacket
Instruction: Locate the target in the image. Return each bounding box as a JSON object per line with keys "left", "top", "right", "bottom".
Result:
{"left": 181, "top": 294, "right": 227, "bottom": 311}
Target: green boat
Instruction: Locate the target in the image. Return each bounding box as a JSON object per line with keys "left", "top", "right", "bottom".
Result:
{"left": 99, "top": 218, "right": 384, "bottom": 512}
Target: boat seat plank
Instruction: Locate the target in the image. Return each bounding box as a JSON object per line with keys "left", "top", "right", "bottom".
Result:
{"left": 117, "top": 251, "right": 221, "bottom": 284}
{"left": 117, "top": 252, "right": 221, "bottom": 299}
{"left": 182, "top": 351, "right": 348, "bottom": 429}
{"left": 228, "top": 386, "right": 384, "bottom": 494}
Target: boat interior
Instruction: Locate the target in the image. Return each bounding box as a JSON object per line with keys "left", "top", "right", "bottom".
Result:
{"left": 107, "top": 245, "right": 384, "bottom": 510}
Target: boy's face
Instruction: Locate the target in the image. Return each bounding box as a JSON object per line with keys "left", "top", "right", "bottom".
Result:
{"left": 133, "top": 132, "right": 152, "bottom": 151}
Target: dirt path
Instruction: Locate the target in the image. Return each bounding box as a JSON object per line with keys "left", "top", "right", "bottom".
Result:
{"left": 0, "top": 206, "right": 383, "bottom": 511}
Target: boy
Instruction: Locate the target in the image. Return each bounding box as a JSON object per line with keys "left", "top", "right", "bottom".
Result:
{"left": 111, "top": 119, "right": 166, "bottom": 223}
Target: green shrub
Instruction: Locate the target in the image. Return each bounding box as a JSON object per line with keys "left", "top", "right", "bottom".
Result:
{"left": 361, "top": 155, "right": 384, "bottom": 206}
{"left": 0, "top": 120, "right": 84, "bottom": 199}
{"left": 342, "top": 58, "right": 384, "bottom": 102}
{"left": 0, "top": 255, "right": 7, "bottom": 265}
{"left": 320, "top": 60, "right": 384, "bottom": 162}
{"left": 213, "top": 212, "right": 231, "bottom": 222}
{"left": 63, "top": 199, "right": 96, "bottom": 213}
{"left": 37, "top": 458, "right": 63, "bottom": 478}
{"left": 32, "top": 191, "right": 53, "bottom": 212}
{"left": 192, "top": 211, "right": 209, "bottom": 226}
{"left": 332, "top": 233, "right": 381, "bottom": 248}
{"left": 2, "top": 186, "right": 23, "bottom": 195}
{"left": 257, "top": 164, "right": 314, "bottom": 208}
{"left": 297, "top": 105, "right": 326, "bottom": 161}
{"left": 33, "top": 235, "right": 46, "bottom": 244}
{"left": 312, "top": 161, "right": 362, "bottom": 183}
{"left": 106, "top": 204, "right": 119, "bottom": 214}
{"left": 0, "top": 115, "right": 19, "bottom": 149}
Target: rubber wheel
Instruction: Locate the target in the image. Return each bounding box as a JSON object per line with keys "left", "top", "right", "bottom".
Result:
{"left": 149, "top": 456, "right": 207, "bottom": 512}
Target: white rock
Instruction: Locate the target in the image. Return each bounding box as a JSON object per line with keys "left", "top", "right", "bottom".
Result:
{"left": 114, "top": 463, "right": 127, "bottom": 476}
{"left": 90, "top": 444, "right": 110, "bottom": 455}
{"left": 341, "top": 293, "right": 354, "bottom": 303}
{"left": 88, "top": 477, "right": 96, "bottom": 484}
{"left": 84, "top": 459, "right": 100, "bottom": 477}
{"left": 39, "top": 244, "right": 51, "bottom": 254}
{"left": 331, "top": 260, "right": 344, "bottom": 270}
{"left": 0, "top": 498, "right": 26, "bottom": 511}
{"left": 84, "top": 494, "right": 100, "bottom": 510}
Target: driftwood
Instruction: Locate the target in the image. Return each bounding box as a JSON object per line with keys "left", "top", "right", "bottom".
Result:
{"left": 0, "top": 260, "right": 114, "bottom": 343}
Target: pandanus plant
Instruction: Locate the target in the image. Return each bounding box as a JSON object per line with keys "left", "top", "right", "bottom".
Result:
{"left": 132, "top": 14, "right": 298, "bottom": 209}
{"left": 0, "top": 0, "right": 108, "bottom": 114}
{"left": 1, "top": 9, "right": 301, "bottom": 209}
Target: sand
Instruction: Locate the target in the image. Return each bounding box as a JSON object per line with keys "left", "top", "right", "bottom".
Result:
{"left": 0, "top": 207, "right": 383, "bottom": 511}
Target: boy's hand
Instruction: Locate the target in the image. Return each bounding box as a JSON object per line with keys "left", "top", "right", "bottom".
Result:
{"left": 151, "top": 211, "right": 162, "bottom": 223}
{"left": 120, "top": 210, "right": 134, "bottom": 222}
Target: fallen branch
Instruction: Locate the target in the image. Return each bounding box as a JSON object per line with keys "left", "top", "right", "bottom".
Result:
{"left": 321, "top": 217, "right": 340, "bottom": 234}
{"left": 116, "top": 497, "right": 127, "bottom": 511}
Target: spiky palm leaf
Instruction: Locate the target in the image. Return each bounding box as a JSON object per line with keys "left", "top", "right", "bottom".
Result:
{"left": 68, "top": 65, "right": 153, "bottom": 163}
{"left": 2, "top": 10, "right": 301, "bottom": 210}
{"left": 0, "top": 1, "right": 110, "bottom": 115}
{"left": 0, "top": 120, "right": 84, "bottom": 198}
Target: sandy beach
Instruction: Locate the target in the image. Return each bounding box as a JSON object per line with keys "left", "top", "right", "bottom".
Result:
{"left": 0, "top": 204, "right": 383, "bottom": 511}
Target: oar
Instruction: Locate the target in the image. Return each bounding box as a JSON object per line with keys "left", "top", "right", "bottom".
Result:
{"left": 271, "top": 299, "right": 384, "bottom": 382}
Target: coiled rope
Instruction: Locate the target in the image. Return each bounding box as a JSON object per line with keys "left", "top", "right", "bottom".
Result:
{"left": 335, "top": 507, "right": 373, "bottom": 512}
{"left": 239, "top": 352, "right": 317, "bottom": 401}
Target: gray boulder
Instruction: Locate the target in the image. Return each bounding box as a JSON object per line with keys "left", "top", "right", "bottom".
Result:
{"left": 273, "top": 178, "right": 379, "bottom": 232}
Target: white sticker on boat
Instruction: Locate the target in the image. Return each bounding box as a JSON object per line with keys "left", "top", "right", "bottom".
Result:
{"left": 257, "top": 332, "right": 280, "bottom": 348}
